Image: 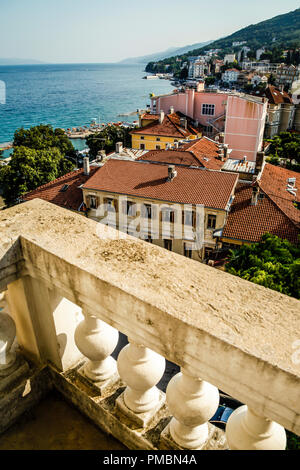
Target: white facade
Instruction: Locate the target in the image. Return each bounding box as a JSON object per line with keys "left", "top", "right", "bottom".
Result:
{"left": 224, "top": 54, "right": 236, "bottom": 64}
{"left": 222, "top": 69, "right": 240, "bottom": 83}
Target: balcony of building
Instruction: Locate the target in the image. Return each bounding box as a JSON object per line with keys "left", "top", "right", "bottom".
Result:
{"left": 0, "top": 199, "right": 299, "bottom": 450}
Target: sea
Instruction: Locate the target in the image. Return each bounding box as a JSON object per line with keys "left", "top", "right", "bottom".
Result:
{"left": 0, "top": 63, "right": 174, "bottom": 157}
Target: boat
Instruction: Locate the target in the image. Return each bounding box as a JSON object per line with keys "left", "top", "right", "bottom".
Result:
{"left": 142, "top": 75, "right": 159, "bottom": 80}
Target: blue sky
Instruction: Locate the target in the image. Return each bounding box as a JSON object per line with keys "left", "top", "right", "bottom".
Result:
{"left": 0, "top": 0, "right": 299, "bottom": 63}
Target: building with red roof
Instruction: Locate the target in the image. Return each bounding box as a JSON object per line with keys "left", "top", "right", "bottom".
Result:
{"left": 221, "top": 163, "right": 299, "bottom": 246}
{"left": 131, "top": 110, "right": 202, "bottom": 151}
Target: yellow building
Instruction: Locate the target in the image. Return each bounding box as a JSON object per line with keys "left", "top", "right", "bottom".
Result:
{"left": 131, "top": 110, "right": 202, "bottom": 151}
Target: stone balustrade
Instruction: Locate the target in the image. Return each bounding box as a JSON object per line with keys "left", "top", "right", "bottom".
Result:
{"left": 0, "top": 199, "right": 299, "bottom": 450}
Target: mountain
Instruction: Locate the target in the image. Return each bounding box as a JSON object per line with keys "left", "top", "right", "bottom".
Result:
{"left": 146, "top": 8, "right": 300, "bottom": 72}
{"left": 119, "top": 41, "right": 213, "bottom": 64}
{"left": 0, "top": 58, "right": 46, "bottom": 65}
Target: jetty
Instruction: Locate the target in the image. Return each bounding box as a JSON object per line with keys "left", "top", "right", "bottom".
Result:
{"left": 0, "top": 142, "right": 13, "bottom": 151}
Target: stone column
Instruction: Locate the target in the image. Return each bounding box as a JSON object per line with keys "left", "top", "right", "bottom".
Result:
{"left": 226, "top": 405, "right": 287, "bottom": 450}
{"left": 75, "top": 310, "right": 119, "bottom": 386}
{"left": 116, "top": 339, "right": 165, "bottom": 426}
{"left": 162, "top": 368, "right": 219, "bottom": 449}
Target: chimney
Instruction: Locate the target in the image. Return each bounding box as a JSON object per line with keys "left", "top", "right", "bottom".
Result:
{"left": 138, "top": 111, "right": 143, "bottom": 127}
{"left": 251, "top": 185, "right": 259, "bottom": 206}
{"left": 255, "top": 151, "right": 265, "bottom": 174}
{"left": 223, "top": 144, "right": 229, "bottom": 160}
{"left": 116, "top": 142, "right": 123, "bottom": 154}
{"left": 180, "top": 117, "right": 188, "bottom": 129}
{"left": 218, "top": 133, "right": 225, "bottom": 144}
{"left": 169, "top": 106, "right": 175, "bottom": 114}
{"left": 167, "top": 165, "right": 177, "bottom": 181}
{"left": 217, "top": 148, "right": 225, "bottom": 161}
{"left": 83, "top": 156, "right": 90, "bottom": 176}
{"left": 159, "top": 110, "right": 165, "bottom": 124}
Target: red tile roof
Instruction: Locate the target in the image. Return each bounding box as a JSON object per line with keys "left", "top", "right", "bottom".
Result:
{"left": 180, "top": 137, "right": 225, "bottom": 170}
{"left": 131, "top": 111, "right": 201, "bottom": 138}
{"left": 137, "top": 137, "right": 224, "bottom": 170}
{"left": 138, "top": 149, "right": 204, "bottom": 167}
{"left": 141, "top": 113, "right": 160, "bottom": 120}
{"left": 82, "top": 159, "right": 238, "bottom": 209}
{"left": 23, "top": 167, "right": 99, "bottom": 211}
{"left": 263, "top": 85, "right": 293, "bottom": 105}
{"left": 222, "top": 183, "right": 299, "bottom": 244}
{"left": 259, "top": 163, "right": 300, "bottom": 226}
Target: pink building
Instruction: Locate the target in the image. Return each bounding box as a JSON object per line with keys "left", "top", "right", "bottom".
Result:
{"left": 151, "top": 88, "right": 267, "bottom": 162}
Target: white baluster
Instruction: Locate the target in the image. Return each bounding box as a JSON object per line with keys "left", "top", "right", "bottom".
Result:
{"left": 0, "top": 312, "right": 17, "bottom": 373}
{"left": 165, "top": 368, "right": 219, "bottom": 449}
{"left": 117, "top": 339, "right": 165, "bottom": 418}
{"left": 226, "top": 405, "right": 287, "bottom": 450}
{"left": 75, "top": 311, "right": 119, "bottom": 383}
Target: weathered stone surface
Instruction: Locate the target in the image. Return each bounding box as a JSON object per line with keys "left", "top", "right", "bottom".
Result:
{"left": 49, "top": 363, "right": 172, "bottom": 450}
{"left": 160, "top": 422, "right": 228, "bottom": 450}
{"left": 0, "top": 200, "right": 299, "bottom": 436}
{"left": 0, "top": 361, "right": 52, "bottom": 435}
{"left": 115, "top": 389, "right": 165, "bottom": 428}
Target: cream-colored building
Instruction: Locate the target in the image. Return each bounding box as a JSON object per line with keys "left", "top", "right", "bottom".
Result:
{"left": 82, "top": 159, "right": 238, "bottom": 261}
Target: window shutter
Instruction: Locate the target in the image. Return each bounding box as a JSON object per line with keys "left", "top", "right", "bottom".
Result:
{"left": 96, "top": 197, "right": 100, "bottom": 208}
{"left": 86, "top": 195, "right": 91, "bottom": 209}
{"left": 113, "top": 199, "right": 118, "bottom": 212}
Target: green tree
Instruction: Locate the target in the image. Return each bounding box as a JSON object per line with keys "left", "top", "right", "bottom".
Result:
{"left": 0, "top": 146, "right": 74, "bottom": 206}
{"left": 13, "top": 124, "right": 76, "bottom": 158}
{"left": 86, "top": 125, "right": 131, "bottom": 158}
{"left": 268, "top": 132, "right": 300, "bottom": 170}
{"left": 225, "top": 233, "right": 300, "bottom": 299}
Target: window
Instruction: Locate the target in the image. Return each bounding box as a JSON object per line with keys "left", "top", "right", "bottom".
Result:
{"left": 162, "top": 208, "right": 175, "bottom": 223}
{"left": 164, "top": 239, "right": 172, "bottom": 251}
{"left": 140, "top": 136, "right": 144, "bottom": 140}
{"left": 90, "top": 196, "right": 97, "bottom": 209}
{"left": 60, "top": 184, "right": 69, "bottom": 193}
{"left": 126, "top": 201, "right": 136, "bottom": 217}
{"left": 207, "top": 214, "right": 216, "bottom": 229}
{"left": 183, "top": 211, "right": 195, "bottom": 227}
{"left": 156, "top": 137, "right": 161, "bottom": 141}
{"left": 140, "top": 143, "right": 145, "bottom": 150}
{"left": 184, "top": 242, "right": 193, "bottom": 258}
{"left": 204, "top": 125, "right": 213, "bottom": 133}
{"left": 104, "top": 198, "right": 115, "bottom": 212}
{"left": 204, "top": 247, "right": 213, "bottom": 259}
{"left": 202, "top": 104, "right": 215, "bottom": 116}
{"left": 156, "top": 145, "right": 161, "bottom": 150}
{"left": 142, "top": 204, "right": 152, "bottom": 219}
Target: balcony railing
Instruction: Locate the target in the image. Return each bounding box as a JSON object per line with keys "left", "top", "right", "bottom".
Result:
{"left": 0, "top": 199, "right": 299, "bottom": 450}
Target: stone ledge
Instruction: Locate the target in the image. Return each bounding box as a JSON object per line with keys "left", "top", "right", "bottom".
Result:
{"left": 49, "top": 363, "right": 172, "bottom": 450}
{"left": 160, "top": 422, "right": 228, "bottom": 450}
{"left": 115, "top": 389, "right": 165, "bottom": 428}
{"left": 0, "top": 360, "right": 52, "bottom": 435}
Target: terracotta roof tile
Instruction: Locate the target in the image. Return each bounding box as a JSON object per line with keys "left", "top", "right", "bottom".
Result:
{"left": 131, "top": 112, "right": 201, "bottom": 138}
{"left": 83, "top": 159, "right": 238, "bottom": 209}
{"left": 222, "top": 183, "right": 299, "bottom": 244}
{"left": 181, "top": 137, "right": 225, "bottom": 170}
{"left": 137, "top": 137, "right": 224, "bottom": 170}
{"left": 259, "top": 163, "right": 300, "bottom": 226}
{"left": 23, "top": 167, "right": 99, "bottom": 211}
{"left": 263, "top": 85, "right": 293, "bottom": 105}
{"left": 137, "top": 149, "right": 204, "bottom": 167}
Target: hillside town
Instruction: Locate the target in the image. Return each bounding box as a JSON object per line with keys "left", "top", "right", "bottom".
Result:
{"left": 0, "top": 3, "right": 299, "bottom": 455}
{"left": 21, "top": 79, "right": 300, "bottom": 267}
